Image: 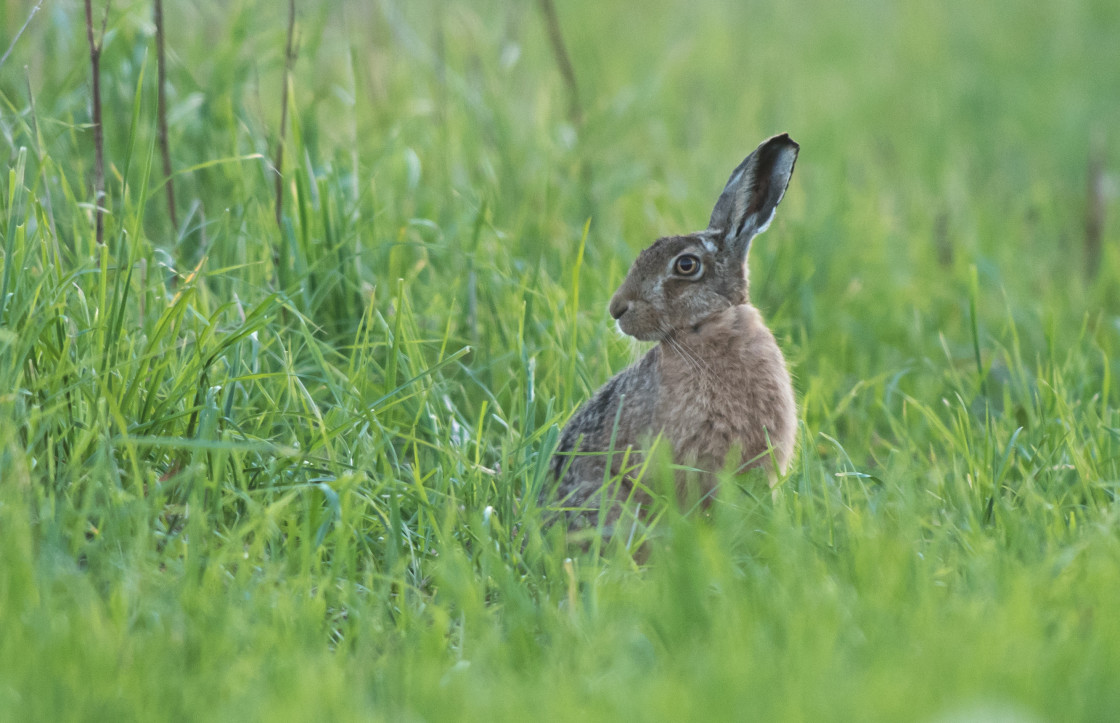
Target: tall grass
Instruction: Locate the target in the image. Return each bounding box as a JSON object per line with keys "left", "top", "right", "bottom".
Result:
{"left": 0, "top": 0, "right": 1118, "bottom": 719}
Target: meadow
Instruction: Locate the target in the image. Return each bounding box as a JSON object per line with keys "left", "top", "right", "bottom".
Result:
{"left": 1, "top": 0, "right": 1119, "bottom": 719}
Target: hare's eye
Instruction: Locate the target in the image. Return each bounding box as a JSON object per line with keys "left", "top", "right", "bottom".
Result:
{"left": 673, "top": 254, "right": 702, "bottom": 277}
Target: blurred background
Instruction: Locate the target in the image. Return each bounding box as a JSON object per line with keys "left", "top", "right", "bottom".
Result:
{"left": 5, "top": 0, "right": 1118, "bottom": 356}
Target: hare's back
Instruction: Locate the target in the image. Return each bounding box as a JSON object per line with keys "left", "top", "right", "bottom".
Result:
{"left": 551, "top": 349, "right": 662, "bottom": 498}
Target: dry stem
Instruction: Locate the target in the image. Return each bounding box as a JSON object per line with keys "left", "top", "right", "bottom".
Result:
{"left": 537, "top": 0, "right": 582, "bottom": 127}
{"left": 83, "top": 0, "right": 110, "bottom": 246}
{"left": 1085, "top": 136, "right": 1105, "bottom": 279}
{"left": 274, "top": 0, "right": 298, "bottom": 227}
{"left": 154, "top": 0, "right": 178, "bottom": 230}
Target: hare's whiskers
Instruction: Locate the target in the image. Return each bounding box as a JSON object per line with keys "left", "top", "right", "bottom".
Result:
{"left": 663, "top": 329, "right": 714, "bottom": 382}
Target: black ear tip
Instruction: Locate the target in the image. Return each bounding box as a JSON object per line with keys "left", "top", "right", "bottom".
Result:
{"left": 769, "top": 132, "right": 799, "bottom": 151}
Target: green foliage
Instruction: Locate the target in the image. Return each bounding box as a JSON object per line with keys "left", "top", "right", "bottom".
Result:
{"left": 1, "top": 0, "right": 1119, "bottom": 719}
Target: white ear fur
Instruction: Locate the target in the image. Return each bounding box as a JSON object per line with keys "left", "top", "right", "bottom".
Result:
{"left": 753, "top": 207, "right": 777, "bottom": 236}
{"left": 707, "top": 134, "right": 799, "bottom": 255}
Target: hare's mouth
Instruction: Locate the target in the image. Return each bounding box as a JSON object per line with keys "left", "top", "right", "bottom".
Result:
{"left": 630, "top": 328, "right": 666, "bottom": 342}
{"left": 615, "top": 319, "right": 658, "bottom": 342}
{"left": 615, "top": 313, "right": 668, "bottom": 343}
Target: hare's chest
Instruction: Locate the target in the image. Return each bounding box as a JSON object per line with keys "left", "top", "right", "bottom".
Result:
{"left": 653, "top": 326, "right": 793, "bottom": 472}
{"left": 655, "top": 355, "right": 756, "bottom": 468}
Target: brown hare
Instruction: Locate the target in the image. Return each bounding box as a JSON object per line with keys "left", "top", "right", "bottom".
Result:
{"left": 551, "top": 133, "right": 799, "bottom": 529}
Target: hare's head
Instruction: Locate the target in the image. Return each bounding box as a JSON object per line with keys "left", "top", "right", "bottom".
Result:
{"left": 609, "top": 134, "right": 798, "bottom": 341}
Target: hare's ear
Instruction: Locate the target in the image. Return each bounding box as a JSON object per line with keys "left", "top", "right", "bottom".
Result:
{"left": 707, "top": 133, "right": 799, "bottom": 257}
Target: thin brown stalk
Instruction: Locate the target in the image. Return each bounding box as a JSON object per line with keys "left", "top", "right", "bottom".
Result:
{"left": 274, "top": 0, "right": 298, "bottom": 227}
{"left": 934, "top": 210, "right": 952, "bottom": 268}
{"left": 154, "top": 0, "right": 178, "bottom": 230}
{"left": 84, "top": 0, "right": 110, "bottom": 246}
{"left": 537, "top": 0, "right": 582, "bottom": 126}
{"left": 1085, "top": 136, "right": 1105, "bottom": 279}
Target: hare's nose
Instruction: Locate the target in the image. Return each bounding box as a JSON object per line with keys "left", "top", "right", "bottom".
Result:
{"left": 609, "top": 297, "right": 630, "bottom": 320}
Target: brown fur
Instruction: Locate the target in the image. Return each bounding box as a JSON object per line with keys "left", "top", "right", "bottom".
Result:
{"left": 551, "top": 134, "right": 800, "bottom": 530}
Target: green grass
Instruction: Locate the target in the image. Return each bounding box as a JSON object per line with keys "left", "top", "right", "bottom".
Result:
{"left": 1, "top": 0, "right": 1119, "bottom": 719}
